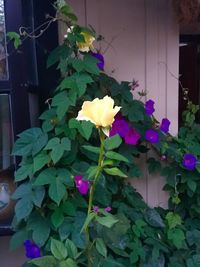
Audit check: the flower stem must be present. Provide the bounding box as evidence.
[87,128,105,215]
[85,128,105,267]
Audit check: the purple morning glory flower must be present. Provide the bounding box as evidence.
[160,118,170,133]
[145,99,155,116]
[24,240,41,259]
[105,206,112,212]
[74,175,83,181]
[74,175,90,195]
[161,155,167,161]
[91,52,105,70]
[145,129,159,144]
[93,206,99,213]
[110,117,129,138]
[182,153,198,171]
[124,128,140,145]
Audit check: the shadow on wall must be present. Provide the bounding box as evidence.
[0,236,25,267]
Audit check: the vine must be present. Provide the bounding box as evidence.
[9,1,200,267]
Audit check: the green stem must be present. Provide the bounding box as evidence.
[87,129,105,215]
[85,128,105,267]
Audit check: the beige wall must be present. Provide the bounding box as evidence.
[64,0,179,207]
[1,1,179,266]
[0,236,25,267]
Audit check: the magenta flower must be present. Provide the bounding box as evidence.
[145,100,155,116]
[124,128,140,145]
[161,155,167,161]
[24,240,41,259]
[182,153,197,171]
[160,118,170,133]
[74,175,90,195]
[93,206,99,213]
[110,116,129,138]
[91,52,105,70]
[105,206,112,212]
[145,129,159,144]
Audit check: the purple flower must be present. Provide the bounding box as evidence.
[160,118,170,133]
[91,52,105,70]
[24,240,41,259]
[110,117,129,138]
[93,206,99,213]
[182,153,197,171]
[145,99,155,116]
[145,129,159,144]
[105,206,112,212]
[124,128,140,145]
[161,155,167,161]
[74,175,83,182]
[74,175,90,195]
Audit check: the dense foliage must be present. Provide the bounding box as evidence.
[10,1,200,267]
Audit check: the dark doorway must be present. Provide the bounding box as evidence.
[179,35,200,126]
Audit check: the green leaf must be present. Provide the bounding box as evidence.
[47,44,70,68]
[15,196,33,220]
[15,162,33,182]
[187,180,197,193]
[34,168,67,205]
[51,208,64,228]
[187,255,200,267]
[7,32,22,49]
[61,137,71,151]
[29,256,56,267]
[69,119,94,140]
[32,186,45,207]
[52,91,70,120]
[33,151,50,172]
[104,135,122,150]
[50,145,65,164]
[96,238,107,258]
[80,121,94,140]
[144,208,165,228]
[65,239,78,259]
[186,230,200,247]
[45,137,60,150]
[83,54,100,75]
[166,212,182,229]
[45,137,70,164]
[61,258,78,267]
[96,214,118,228]
[51,238,68,260]
[128,101,144,122]
[104,167,127,178]
[82,145,100,154]
[105,151,129,163]
[167,228,185,249]
[49,179,67,205]
[59,219,73,241]
[60,73,93,97]
[12,128,48,156]
[28,213,50,246]
[34,168,56,186]
[62,201,77,216]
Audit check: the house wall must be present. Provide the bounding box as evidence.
[62,0,179,207]
[0,1,179,266]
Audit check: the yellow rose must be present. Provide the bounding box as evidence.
[76,96,121,127]
[77,32,95,52]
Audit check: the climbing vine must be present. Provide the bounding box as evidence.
[9,1,200,267]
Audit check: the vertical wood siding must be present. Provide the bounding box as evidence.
[64,0,179,207]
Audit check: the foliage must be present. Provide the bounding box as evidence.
[10,1,200,267]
